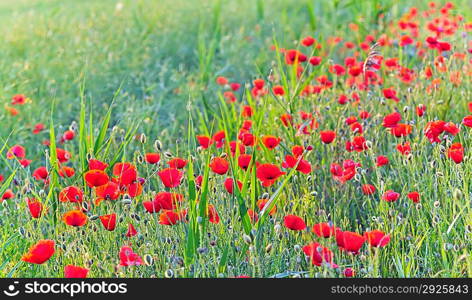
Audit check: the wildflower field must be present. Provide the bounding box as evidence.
[0,0,471,279]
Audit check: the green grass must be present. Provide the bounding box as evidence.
[0,0,470,278]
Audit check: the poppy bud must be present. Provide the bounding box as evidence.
[139,134,147,144]
[164,151,173,158]
[243,234,252,244]
[154,140,162,152]
[144,254,154,266]
[165,269,174,278]
[137,155,144,164]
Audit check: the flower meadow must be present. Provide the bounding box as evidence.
[0,0,471,279]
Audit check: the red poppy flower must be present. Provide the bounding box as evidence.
[230,82,240,91]
[238,154,252,170]
[396,142,411,155]
[207,204,220,224]
[247,209,258,223]
[302,242,334,266]
[383,88,399,102]
[256,199,276,216]
[283,215,306,231]
[309,56,322,66]
[95,181,120,201]
[6,145,25,159]
[407,191,420,203]
[285,49,307,65]
[212,130,225,148]
[241,105,253,118]
[158,168,183,188]
[156,192,183,210]
[33,123,45,134]
[12,94,27,105]
[209,157,229,175]
[301,36,315,47]
[88,159,108,170]
[224,178,242,194]
[382,112,401,128]
[280,114,293,127]
[337,230,365,253]
[343,268,355,277]
[364,230,390,247]
[64,265,89,278]
[145,153,160,164]
[32,166,49,181]
[229,141,246,156]
[239,132,255,146]
[196,135,212,149]
[22,240,55,264]
[126,223,138,237]
[63,210,88,227]
[59,186,83,203]
[84,170,109,187]
[261,135,281,150]
[463,115,472,127]
[256,163,286,187]
[27,198,43,218]
[119,246,143,266]
[362,184,376,195]
[447,143,463,164]
[390,123,412,137]
[376,155,389,167]
[59,166,75,178]
[216,76,228,86]
[127,181,143,198]
[281,155,311,174]
[19,159,32,167]
[320,130,336,144]
[56,148,71,163]
[382,190,400,202]
[329,64,346,76]
[424,120,446,143]
[63,130,75,141]
[443,122,460,136]
[272,85,285,96]
[168,158,188,169]
[99,214,117,231]
[112,162,137,185]
[312,222,336,238]
[1,189,14,201]
[159,210,180,225]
